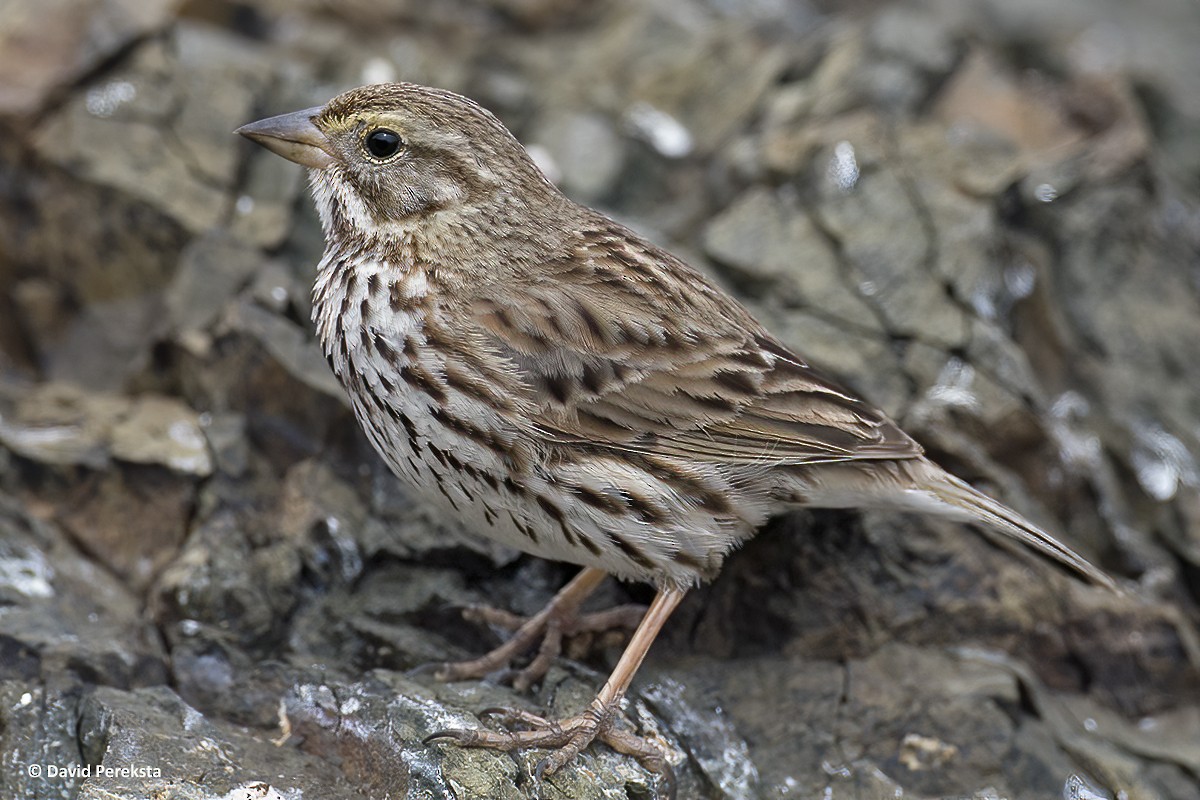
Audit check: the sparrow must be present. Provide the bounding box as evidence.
[236,82,1114,782]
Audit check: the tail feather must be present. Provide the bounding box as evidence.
[926,471,1117,592]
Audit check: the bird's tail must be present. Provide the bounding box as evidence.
[923,468,1117,592]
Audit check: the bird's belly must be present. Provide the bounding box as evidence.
[345,377,749,586]
[350,390,592,556]
[324,300,752,586]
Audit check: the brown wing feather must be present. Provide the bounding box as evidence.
[466,217,922,467]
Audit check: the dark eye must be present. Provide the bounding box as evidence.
[365,128,402,159]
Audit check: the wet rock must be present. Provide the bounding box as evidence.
[1022,171,1200,576]
[0,493,167,692]
[0,0,181,120]
[888,123,1024,320]
[806,28,872,121]
[0,682,87,800]
[220,298,344,402]
[758,82,820,177]
[154,507,301,650]
[809,116,972,349]
[933,48,1086,160]
[47,296,168,391]
[228,144,309,249]
[0,383,121,469]
[282,669,673,799]
[902,340,1036,447]
[247,260,311,319]
[668,512,1200,798]
[200,412,250,477]
[648,653,845,800]
[109,395,213,476]
[703,184,883,331]
[531,110,625,202]
[0,169,190,388]
[640,678,758,799]
[292,563,477,668]
[0,382,211,478]
[32,26,273,236]
[2,2,1199,799]
[0,391,210,611]
[59,465,195,591]
[275,459,367,585]
[843,645,1027,795]
[861,7,961,113]
[867,4,959,78]
[166,232,266,338]
[357,490,523,568]
[77,684,366,799]
[549,3,789,155]
[7,279,69,372]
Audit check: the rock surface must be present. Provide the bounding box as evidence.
[1,1,1199,799]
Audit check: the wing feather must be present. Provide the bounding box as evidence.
[462,217,922,467]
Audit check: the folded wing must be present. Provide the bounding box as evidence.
[466,220,922,468]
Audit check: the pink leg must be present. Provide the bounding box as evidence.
[425,585,687,778]
[425,567,646,690]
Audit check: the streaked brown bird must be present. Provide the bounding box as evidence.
[237,83,1114,779]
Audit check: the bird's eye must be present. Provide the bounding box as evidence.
[364,128,402,159]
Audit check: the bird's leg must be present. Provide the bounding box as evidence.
[521,603,649,688]
[428,567,644,690]
[426,586,686,779]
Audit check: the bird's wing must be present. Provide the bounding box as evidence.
[463,220,922,467]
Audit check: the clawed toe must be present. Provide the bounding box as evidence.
[426,702,675,795]
[425,703,611,775]
[422,728,465,746]
[479,706,547,726]
[461,603,527,631]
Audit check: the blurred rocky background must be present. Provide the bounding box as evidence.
[2,0,1199,798]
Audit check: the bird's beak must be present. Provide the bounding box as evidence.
[236,107,335,169]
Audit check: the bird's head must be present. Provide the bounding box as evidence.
[237,83,558,240]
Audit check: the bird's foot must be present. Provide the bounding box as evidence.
[425,698,671,784]
[423,584,687,797]
[425,601,645,691]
